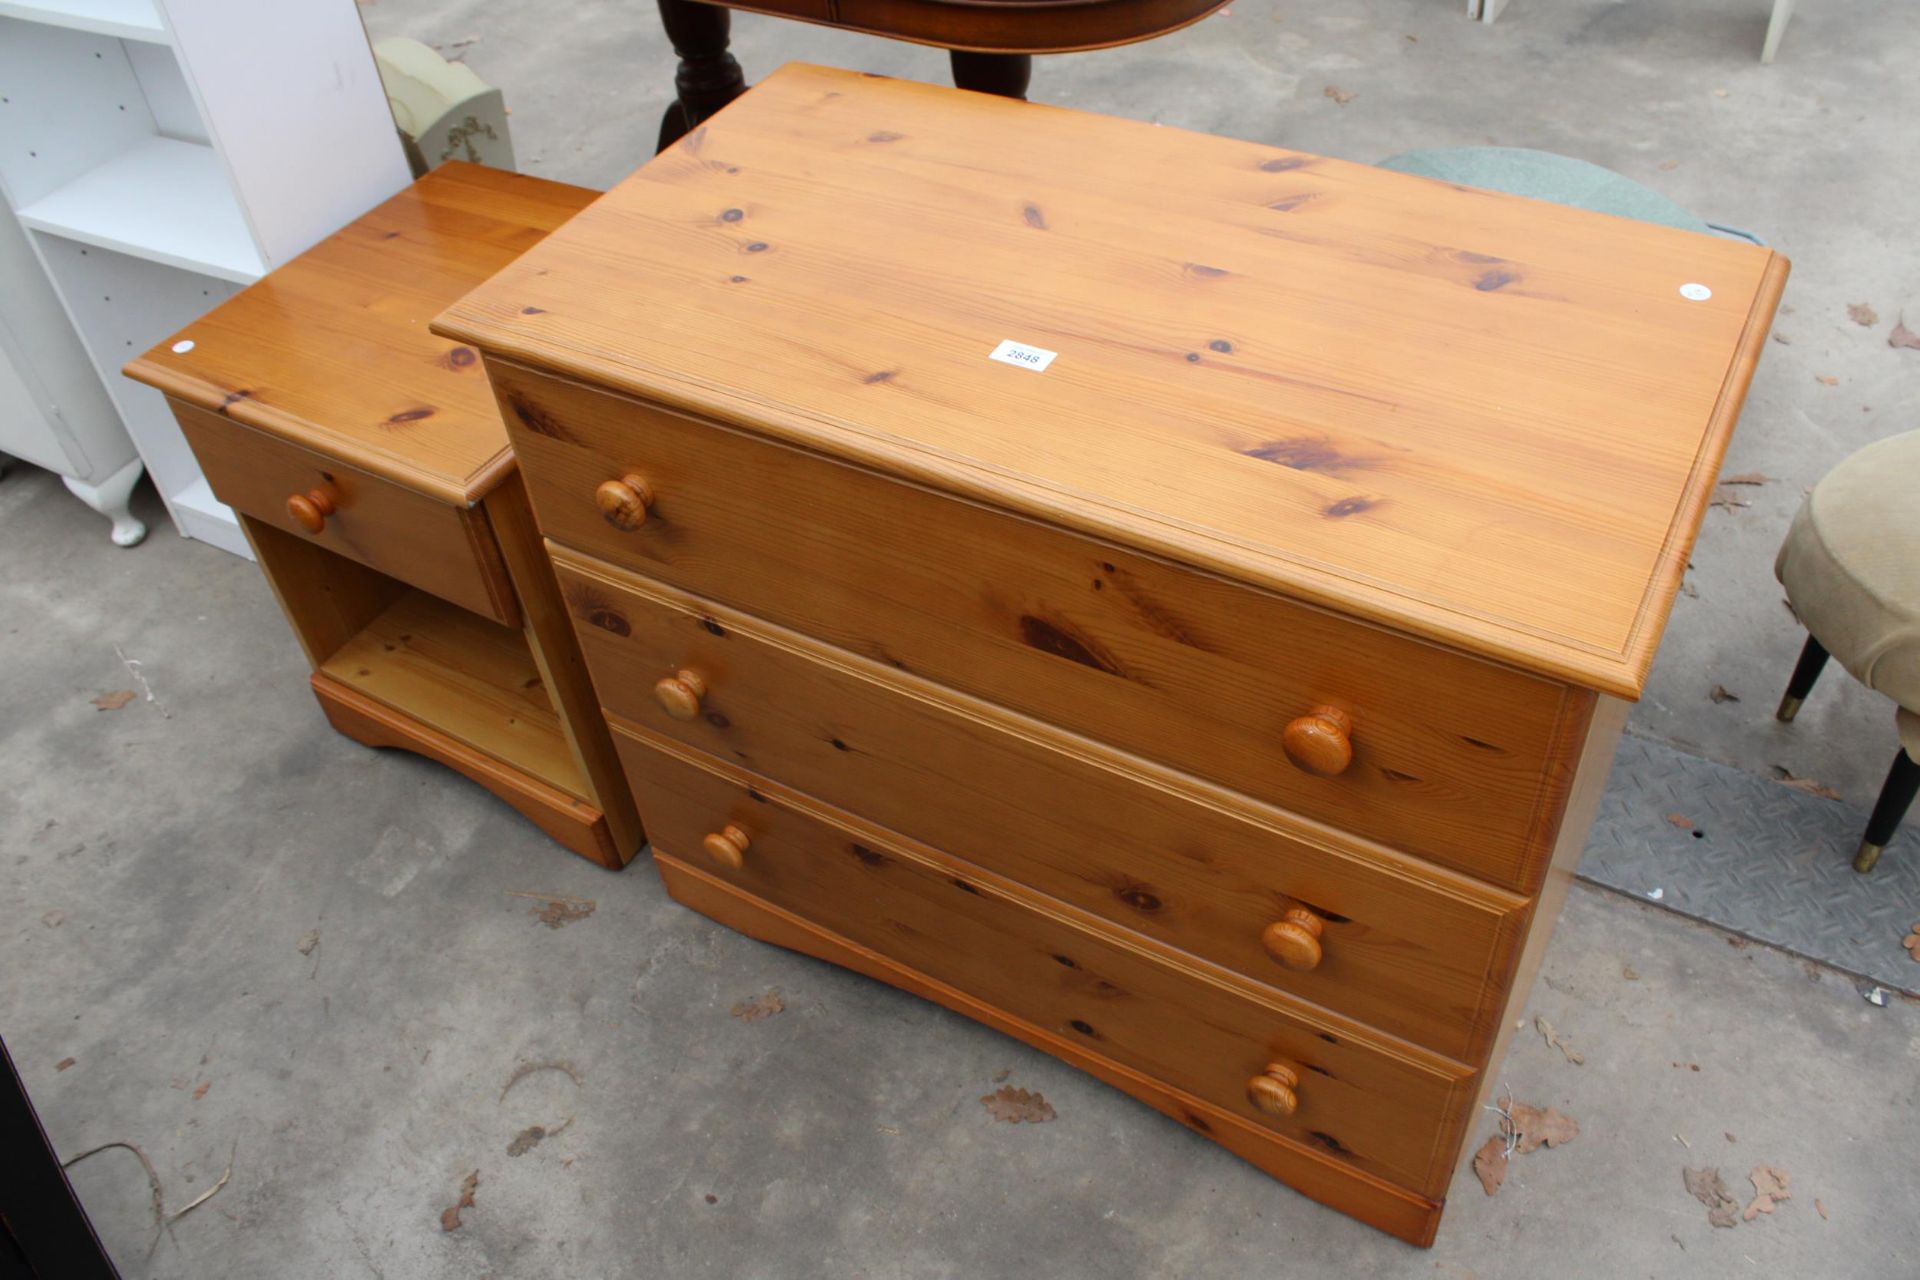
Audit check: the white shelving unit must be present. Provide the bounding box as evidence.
[0,0,412,557]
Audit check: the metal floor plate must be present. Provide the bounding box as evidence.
[1578,734,1920,995]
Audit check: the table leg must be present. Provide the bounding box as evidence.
[656,0,748,152]
[949,50,1032,100]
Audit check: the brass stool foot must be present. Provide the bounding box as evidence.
[1853,841,1884,874]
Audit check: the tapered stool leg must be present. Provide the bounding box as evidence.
[1855,747,1920,872]
[1776,633,1830,722]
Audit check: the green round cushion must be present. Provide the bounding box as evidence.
[1376,146,1710,234]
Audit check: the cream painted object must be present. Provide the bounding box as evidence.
[0,0,412,559]
[374,37,515,175]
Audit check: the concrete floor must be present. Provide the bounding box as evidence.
[6,0,1920,1274]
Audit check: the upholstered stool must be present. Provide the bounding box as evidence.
[1774,430,1920,871]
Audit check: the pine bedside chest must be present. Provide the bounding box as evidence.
[125,163,642,869]
[436,66,1788,1243]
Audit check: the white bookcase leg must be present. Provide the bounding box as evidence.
[61,456,147,547]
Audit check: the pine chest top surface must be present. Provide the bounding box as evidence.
[435,63,1787,695]
[128,163,598,506]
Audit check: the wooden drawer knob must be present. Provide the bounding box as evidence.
[1246,1062,1301,1117]
[653,669,708,721]
[1260,906,1326,971]
[702,823,750,871]
[1282,705,1353,777]
[286,489,335,534]
[595,474,653,531]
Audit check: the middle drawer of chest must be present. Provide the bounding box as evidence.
[493,359,1587,894]
[554,547,1528,1065]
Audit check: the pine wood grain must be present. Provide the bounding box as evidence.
[485,473,644,860]
[316,674,619,867]
[436,62,1788,697]
[657,852,1443,1245]
[173,398,518,625]
[496,360,1586,885]
[556,548,1530,1060]
[620,730,1478,1199]
[128,163,600,506]
[319,588,586,799]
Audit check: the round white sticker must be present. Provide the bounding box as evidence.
[171,339,195,353]
[1679,283,1712,302]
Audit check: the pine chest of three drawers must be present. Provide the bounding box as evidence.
[436,64,1787,1244]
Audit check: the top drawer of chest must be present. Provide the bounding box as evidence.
[493,358,1592,891]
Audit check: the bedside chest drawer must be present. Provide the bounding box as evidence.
[496,359,1590,891]
[174,400,518,626]
[557,547,1528,1062]
[623,730,1477,1199]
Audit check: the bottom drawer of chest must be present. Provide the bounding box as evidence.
[619,726,1477,1200]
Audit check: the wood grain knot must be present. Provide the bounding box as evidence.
[585,608,630,636]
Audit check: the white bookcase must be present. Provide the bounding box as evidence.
[0,0,412,557]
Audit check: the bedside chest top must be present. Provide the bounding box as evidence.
[434,63,1788,696]
[128,163,599,507]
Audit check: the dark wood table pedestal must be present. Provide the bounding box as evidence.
[654,0,1215,151]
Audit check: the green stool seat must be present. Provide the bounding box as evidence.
[1376,146,1712,235]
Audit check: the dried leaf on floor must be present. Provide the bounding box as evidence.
[440,1169,479,1232]
[1848,303,1879,327]
[1771,766,1843,801]
[1816,375,1839,386]
[1891,317,1920,351]
[1504,1102,1578,1153]
[1816,1198,1828,1220]
[506,1116,573,1157]
[730,991,785,1022]
[41,909,65,928]
[1685,1166,1742,1229]
[1744,1164,1792,1220]
[167,1141,235,1225]
[56,1057,75,1071]
[530,898,595,929]
[1323,85,1356,105]
[1709,685,1741,703]
[192,1081,210,1101]
[92,690,136,711]
[992,1067,1011,1083]
[296,930,321,956]
[980,1085,1056,1124]
[1902,925,1920,961]
[1666,813,1694,829]
[1772,331,1793,344]
[1622,965,1640,981]
[1709,496,1749,511]
[1535,1017,1585,1065]
[1720,473,1771,486]
[1472,1135,1509,1195]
